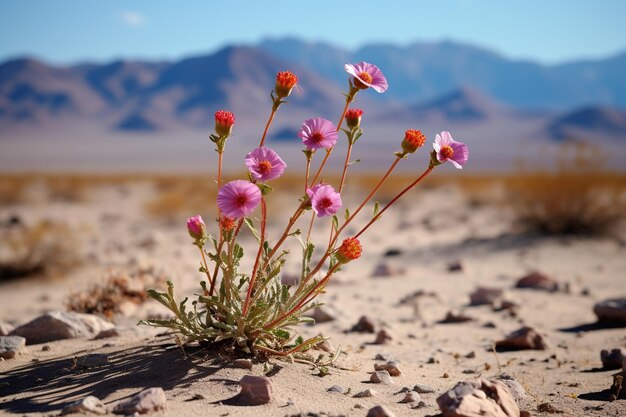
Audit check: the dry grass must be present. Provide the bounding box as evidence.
[0,219,82,280]
[67,266,167,320]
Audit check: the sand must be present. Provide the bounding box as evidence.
[0,181,625,416]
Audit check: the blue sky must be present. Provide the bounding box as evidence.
[1,0,625,65]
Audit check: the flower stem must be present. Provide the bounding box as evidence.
[198,246,213,288]
[259,107,277,148]
[208,237,224,297]
[354,167,433,239]
[306,211,316,242]
[338,141,354,193]
[243,198,266,316]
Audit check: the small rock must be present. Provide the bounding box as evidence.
[497,373,528,402]
[465,351,476,359]
[0,322,15,336]
[351,316,376,333]
[366,405,396,417]
[372,262,405,277]
[370,370,394,385]
[374,329,393,345]
[414,400,427,408]
[427,356,441,364]
[112,387,166,415]
[0,336,26,359]
[375,352,394,361]
[374,361,402,376]
[77,353,109,368]
[400,391,420,403]
[305,306,337,323]
[469,287,504,306]
[437,378,519,417]
[384,248,403,257]
[537,402,563,414]
[495,327,547,351]
[440,311,474,324]
[515,271,559,292]
[232,358,253,370]
[447,260,465,272]
[313,338,335,353]
[327,385,344,393]
[233,375,275,405]
[593,298,626,324]
[600,348,625,370]
[94,328,120,340]
[42,345,51,351]
[354,388,377,398]
[61,396,106,415]
[483,321,497,328]
[10,311,115,345]
[520,411,531,417]
[413,384,436,394]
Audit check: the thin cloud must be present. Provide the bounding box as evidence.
[121,11,146,27]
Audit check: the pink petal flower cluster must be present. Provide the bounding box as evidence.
[306,184,342,217]
[186,215,206,240]
[245,147,287,182]
[344,62,388,93]
[298,117,338,150]
[217,180,262,218]
[434,131,469,169]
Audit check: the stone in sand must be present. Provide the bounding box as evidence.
[10,311,115,345]
[327,385,344,393]
[366,405,396,417]
[313,337,335,353]
[470,287,504,306]
[372,262,405,277]
[61,396,106,415]
[351,315,376,333]
[354,388,377,398]
[371,370,394,385]
[374,361,402,376]
[305,306,337,323]
[94,328,119,340]
[515,272,558,292]
[600,348,625,370]
[374,329,393,345]
[440,311,474,323]
[0,322,15,336]
[496,374,527,402]
[437,378,520,417]
[593,298,626,324]
[448,260,465,272]
[0,336,26,359]
[232,358,253,370]
[414,383,436,394]
[400,391,420,403]
[77,353,109,368]
[495,327,547,351]
[233,375,275,405]
[112,387,166,414]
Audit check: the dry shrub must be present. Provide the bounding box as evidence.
[0,219,82,280]
[67,267,167,319]
[509,143,626,236]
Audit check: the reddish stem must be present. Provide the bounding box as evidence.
[259,108,277,148]
[243,198,266,315]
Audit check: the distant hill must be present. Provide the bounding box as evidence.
[548,106,626,140]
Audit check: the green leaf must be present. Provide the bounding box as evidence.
[243,217,261,242]
[331,215,339,230]
[347,159,361,166]
[344,208,350,221]
[373,201,380,218]
[257,183,272,196]
[274,328,290,340]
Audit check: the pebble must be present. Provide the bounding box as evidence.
[375,352,394,361]
[437,378,519,417]
[469,287,504,306]
[515,271,559,292]
[354,388,377,398]
[233,375,275,405]
[313,338,335,353]
[366,405,396,417]
[112,387,166,415]
[370,370,394,385]
[351,316,376,333]
[372,262,405,277]
[327,385,344,393]
[94,328,120,340]
[495,327,548,351]
[537,402,563,414]
[0,336,26,359]
[413,384,436,394]
[427,356,441,364]
[600,348,625,370]
[440,311,474,323]
[374,360,402,376]
[373,329,393,345]
[593,298,626,324]
[447,260,465,272]
[384,248,403,257]
[232,358,253,370]
[465,351,476,358]
[77,353,109,368]
[0,322,15,336]
[61,396,106,415]
[10,311,115,345]
[399,391,420,403]
[497,373,528,402]
[305,306,337,323]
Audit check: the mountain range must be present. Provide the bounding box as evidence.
[0,38,625,171]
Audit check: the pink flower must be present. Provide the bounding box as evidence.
[306,184,342,217]
[298,117,338,150]
[186,215,206,241]
[217,180,262,218]
[344,62,388,93]
[245,147,287,182]
[433,131,469,169]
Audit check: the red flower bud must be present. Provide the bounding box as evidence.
[401,129,426,154]
[336,237,362,264]
[275,71,298,99]
[214,110,235,137]
[345,108,363,130]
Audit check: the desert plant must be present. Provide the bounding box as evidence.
[509,142,626,236]
[141,63,469,357]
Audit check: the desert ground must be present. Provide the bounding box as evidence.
[0,174,625,417]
